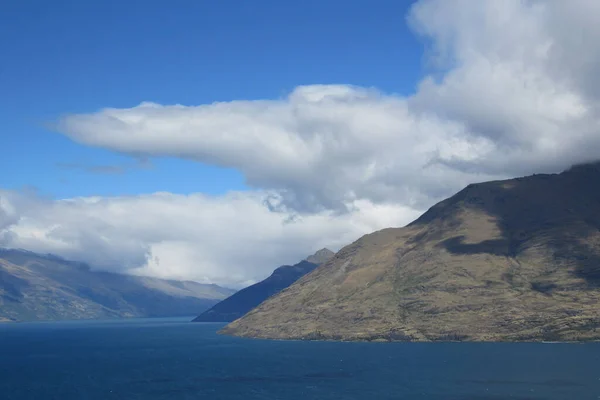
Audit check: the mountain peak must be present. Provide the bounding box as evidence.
[305,248,334,265]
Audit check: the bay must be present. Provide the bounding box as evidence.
[0,317,598,399]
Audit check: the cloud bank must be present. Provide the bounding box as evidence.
[0,190,418,287]
[3,0,600,286]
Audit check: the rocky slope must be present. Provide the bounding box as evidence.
[221,164,600,342]
[0,249,235,322]
[193,249,334,322]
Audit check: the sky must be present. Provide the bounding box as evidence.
[2,0,600,288]
[1,0,420,198]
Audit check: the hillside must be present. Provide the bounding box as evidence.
[193,249,334,322]
[221,163,600,342]
[0,249,235,322]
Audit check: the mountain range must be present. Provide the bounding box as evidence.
[193,248,334,322]
[221,163,600,342]
[0,249,235,322]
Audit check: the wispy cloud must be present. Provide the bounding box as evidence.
[57,163,126,175]
[56,158,153,175]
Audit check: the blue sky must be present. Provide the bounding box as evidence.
[1,0,422,199]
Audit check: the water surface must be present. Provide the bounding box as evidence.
[0,317,598,399]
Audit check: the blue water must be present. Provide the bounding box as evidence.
[0,318,598,399]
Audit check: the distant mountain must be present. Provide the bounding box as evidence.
[0,249,235,322]
[192,248,334,323]
[222,164,600,342]
[305,248,335,264]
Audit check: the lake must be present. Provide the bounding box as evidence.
[0,317,598,399]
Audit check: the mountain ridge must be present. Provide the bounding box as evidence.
[193,249,334,323]
[221,164,600,342]
[0,248,235,322]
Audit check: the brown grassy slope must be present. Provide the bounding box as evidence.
[221,164,600,341]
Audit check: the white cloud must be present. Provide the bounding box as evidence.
[56,1,600,211]
[5,0,600,286]
[408,0,600,176]
[57,85,504,213]
[0,190,420,287]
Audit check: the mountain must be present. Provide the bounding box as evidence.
[305,248,336,265]
[192,249,334,322]
[221,164,600,342]
[0,249,235,322]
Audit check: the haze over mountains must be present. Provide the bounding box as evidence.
[0,249,235,322]
[193,248,334,322]
[222,163,600,342]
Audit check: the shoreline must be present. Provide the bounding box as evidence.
[219,331,599,344]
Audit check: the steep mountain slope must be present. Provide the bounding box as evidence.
[193,249,334,322]
[0,249,235,322]
[221,164,600,342]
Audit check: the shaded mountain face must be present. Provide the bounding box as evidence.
[0,249,235,322]
[193,249,334,323]
[221,164,600,342]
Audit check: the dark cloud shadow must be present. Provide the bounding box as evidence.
[417,162,600,287]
